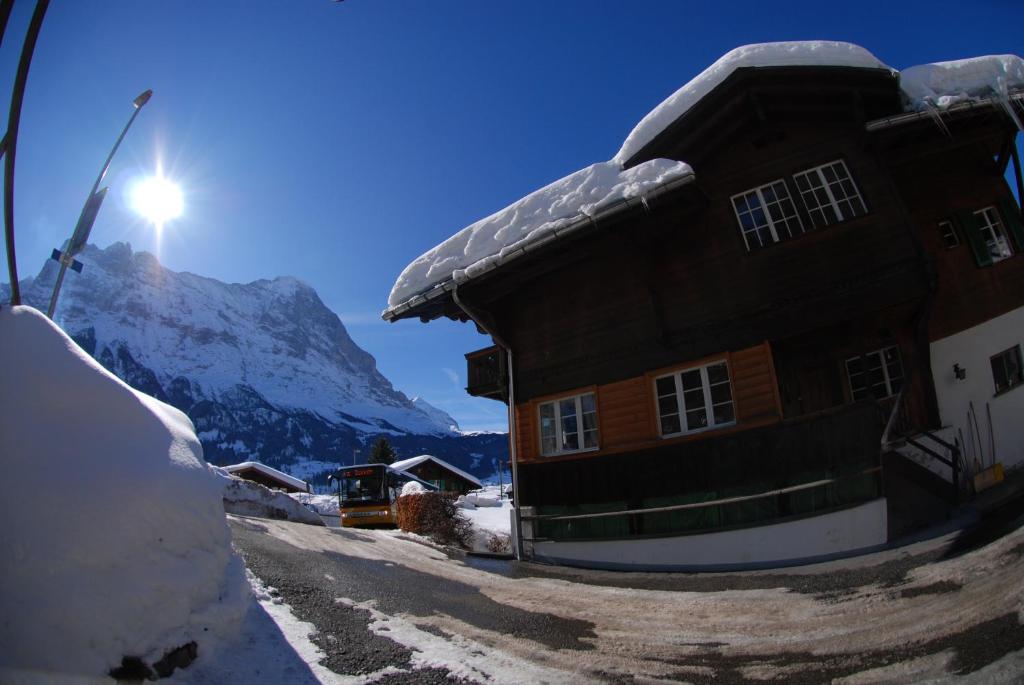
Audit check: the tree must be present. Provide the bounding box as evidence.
[369,437,396,465]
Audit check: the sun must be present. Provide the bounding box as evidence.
[130,174,184,226]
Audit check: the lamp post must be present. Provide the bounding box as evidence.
[46,89,152,319]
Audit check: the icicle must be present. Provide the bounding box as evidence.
[923,101,953,139]
[998,94,1024,132]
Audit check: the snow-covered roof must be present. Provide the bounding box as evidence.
[390,455,483,489]
[384,42,1024,320]
[222,460,309,492]
[385,159,693,316]
[615,41,892,167]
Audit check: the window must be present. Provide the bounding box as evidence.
[793,160,867,229]
[991,346,1024,394]
[938,220,960,249]
[731,180,805,251]
[655,361,735,437]
[973,206,1013,263]
[845,346,904,401]
[539,392,598,456]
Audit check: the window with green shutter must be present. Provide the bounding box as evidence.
[955,205,1016,267]
[998,197,1024,252]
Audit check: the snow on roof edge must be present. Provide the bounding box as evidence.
[614,41,893,166]
[384,162,695,318]
[222,461,309,491]
[390,454,483,488]
[385,44,1024,321]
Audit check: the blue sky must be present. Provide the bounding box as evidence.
[1,1,1021,431]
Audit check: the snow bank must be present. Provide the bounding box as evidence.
[459,486,513,554]
[386,158,692,309]
[900,54,1024,110]
[214,470,325,526]
[0,306,249,681]
[615,41,891,166]
[287,492,340,517]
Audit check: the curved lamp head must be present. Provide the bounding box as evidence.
[133,89,153,109]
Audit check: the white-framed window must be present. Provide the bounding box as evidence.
[973,206,1013,263]
[991,345,1024,394]
[655,361,735,437]
[731,179,805,251]
[792,159,867,229]
[938,220,960,249]
[845,346,904,401]
[539,392,598,456]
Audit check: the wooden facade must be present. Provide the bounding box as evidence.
[400,63,1024,545]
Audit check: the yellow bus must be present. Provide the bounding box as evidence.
[331,463,437,528]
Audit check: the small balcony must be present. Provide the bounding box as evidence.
[466,346,508,402]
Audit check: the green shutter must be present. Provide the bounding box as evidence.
[998,197,1024,253]
[955,209,992,267]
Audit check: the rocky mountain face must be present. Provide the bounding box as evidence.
[7,243,508,488]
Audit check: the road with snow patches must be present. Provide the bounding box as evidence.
[225,502,1024,685]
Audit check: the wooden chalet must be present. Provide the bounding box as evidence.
[390,455,483,494]
[221,461,311,494]
[384,43,1024,570]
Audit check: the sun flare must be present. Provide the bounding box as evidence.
[130,174,184,226]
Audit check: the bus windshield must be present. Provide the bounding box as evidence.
[338,466,386,504]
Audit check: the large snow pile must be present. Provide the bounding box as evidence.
[386,158,692,309]
[214,470,325,526]
[0,306,249,681]
[615,41,891,166]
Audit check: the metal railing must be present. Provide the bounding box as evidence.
[879,389,962,503]
[520,467,883,542]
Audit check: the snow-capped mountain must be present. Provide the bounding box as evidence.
[6,243,508,486]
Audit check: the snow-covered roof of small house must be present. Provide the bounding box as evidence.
[384,42,1024,321]
[222,461,309,492]
[390,455,483,489]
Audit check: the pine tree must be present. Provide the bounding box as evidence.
[369,437,396,465]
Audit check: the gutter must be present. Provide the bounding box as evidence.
[450,286,525,561]
[865,92,1024,132]
[382,171,697,322]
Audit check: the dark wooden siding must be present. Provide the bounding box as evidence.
[488,122,928,403]
[518,401,882,509]
[878,125,1024,341]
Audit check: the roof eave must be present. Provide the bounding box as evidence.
[382,171,697,323]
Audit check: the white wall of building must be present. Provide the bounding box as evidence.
[524,499,888,571]
[930,305,1024,475]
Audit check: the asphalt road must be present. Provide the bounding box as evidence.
[228,502,1024,684]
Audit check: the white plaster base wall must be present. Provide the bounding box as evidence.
[526,499,888,571]
[930,305,1024,474]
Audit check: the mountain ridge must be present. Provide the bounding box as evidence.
[4,243,507,487]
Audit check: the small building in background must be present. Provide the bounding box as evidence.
[391,455,483,494]
[221,461,310,493]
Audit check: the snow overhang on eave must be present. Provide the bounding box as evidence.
[621,64,899,170]
[381,171,697,323]
[864,91,1024,132]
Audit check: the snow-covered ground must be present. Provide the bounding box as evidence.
[0,306,249,682]
[456,485,513,554]
[214,469,326,526]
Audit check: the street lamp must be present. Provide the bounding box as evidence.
[46,89,153,319]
